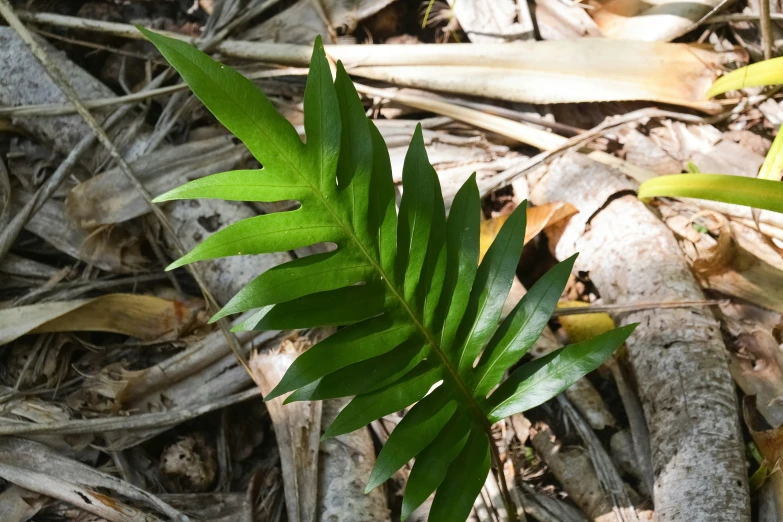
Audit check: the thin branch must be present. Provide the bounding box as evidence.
[0,67,307,118]
[708,12,783,23]
[760,0,774,60]
[487,433,519,522]
[0,388,261,436]
[552,299,725,317]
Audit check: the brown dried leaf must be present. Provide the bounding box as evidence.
[0,294,203,346]
[479,201,578,261]
[688,217,783,314]
[744,396,783,520]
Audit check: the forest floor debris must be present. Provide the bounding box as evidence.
[3,0,783,521]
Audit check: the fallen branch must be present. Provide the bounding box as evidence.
[529,152,750,522]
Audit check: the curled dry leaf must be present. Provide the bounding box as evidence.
[241,0,396,43]
[160,434,217,492]
[723,309,783,428]
[249,334,322,522]
[479,200,578,261]
[682,214,783,314]
[0,294,203,346]
[590,0,724,42]
[12,192,145,273]
[447,0,534,43]
[249,332,389,522]
[744,396,783,522]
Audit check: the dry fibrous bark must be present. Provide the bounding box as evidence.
[318,398,391,522]
[0,437,187,522]
[250,334,391,522]
[528,153,750,522]
[530,423,617,522]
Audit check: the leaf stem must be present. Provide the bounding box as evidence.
[487,431,519,522]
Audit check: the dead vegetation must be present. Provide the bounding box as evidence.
[3,0,783,521]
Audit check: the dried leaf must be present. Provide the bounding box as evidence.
[591,0,724,42]
[688,218,783,314]
[12,192,146,273]
[447,0,534,43]
[0,294,202,346]
[557,301,616,344]
[479,201,578,261]
[727,320,783,428]
[242,0,396,43]
[66,136,245,228]
[340,40,734,111]
[744,396,783,521]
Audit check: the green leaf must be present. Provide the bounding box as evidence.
[397,125,436,303]
[401,412,471,521]
[707,56,783,98]
[152,169,308,203]
[472,254,576,397]
[137,26,304,177]
[428,428,491,522]
[366,386,457,492]
[368,120,398,277]
[437,174,480,350]
[254,283,386,329]
[265,315,416,400]
[166,209,345,270]
[453,201,528,375]
[638,174,783,214]
[211,249,373,323]
[322,361,443,439]
[487,324,637,421]
[759,128,783,181]
[142,27,637,521]
[286,340,429,403]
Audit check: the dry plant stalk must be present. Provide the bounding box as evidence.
[17,11,733,110]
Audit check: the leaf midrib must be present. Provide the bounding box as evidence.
[170,42,491,430]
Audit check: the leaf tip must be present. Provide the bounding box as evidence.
[622,322,640,334]
[164,258,186,271]
[412,122,424,143]
[363,471,383,494]
[263,387,284,402]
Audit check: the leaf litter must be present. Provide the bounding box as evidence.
[1,0,783,521]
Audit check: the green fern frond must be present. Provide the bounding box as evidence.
[141,27,636,522]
